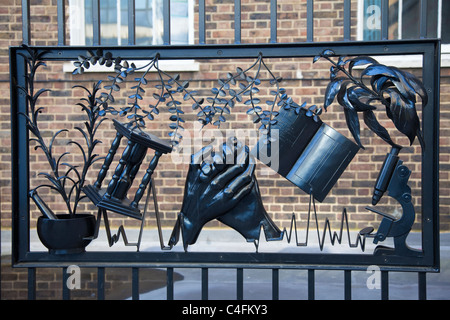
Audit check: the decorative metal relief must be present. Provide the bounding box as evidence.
[16,44,430,261]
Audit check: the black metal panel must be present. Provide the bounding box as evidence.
[9,40,440,273]
[10,0,441,301]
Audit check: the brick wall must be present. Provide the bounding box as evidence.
[0,0,448,250]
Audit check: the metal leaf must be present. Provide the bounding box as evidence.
[346,87,377,111]
[363,110,396,147]
[384,88,420,145]
[361,64,399,82]
[392,67,428,107]
[343,107,363,149]
[348,56,378,75]
[370,75,393,94]
[323,78,346,109]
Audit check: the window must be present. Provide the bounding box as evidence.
[358,0,448,43]
[66,0,199,72]
[357,0,449,67]
[69,0,194,46]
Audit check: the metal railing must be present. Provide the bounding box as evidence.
[10,0,441,300]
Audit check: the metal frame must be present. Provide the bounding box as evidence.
[10,39,440,272]
[10,0,442,300]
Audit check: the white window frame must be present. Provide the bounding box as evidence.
[65,0,199,73]
[356,0,450,68]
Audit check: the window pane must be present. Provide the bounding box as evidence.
[136,0,154,45]
[171,0,190,44]
[361,0,440,41]
[361,0,398,40]
[402,0,438,39]
[363,0,382,41]
[83,0,190,46]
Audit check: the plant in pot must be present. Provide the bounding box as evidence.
[19,46,106,254]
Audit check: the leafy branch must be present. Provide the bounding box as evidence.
[203,53,322,144]
[74,51,207,147]
[315,49,427,150]
[19,45,106,217]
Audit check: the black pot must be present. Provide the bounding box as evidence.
[37,214,96,255]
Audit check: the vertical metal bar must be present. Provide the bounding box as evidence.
[97,267,105,300]
[234,0,241,44]
[62,267,70,300]
[307,0,314,42]
[381,271,389,300]
[28,268,36,300]
[57,0,66,46]
[381,0,389,40]
[21,0,31,45]
[344,270,352,300]
[308,269,315,300]
[167,267,174,300]
[201,268,208,300]
[420,0,428,38]
[92,0,101,45]
[272,269,279,300]
[128,0,136,45]
[163,0,171,45]
[421,38,441,273]
[132,267,139,300]
[236,268,244,300]
[10,50,30,266]
[199,0,206,44]
[418,272,427,300]
[343,0,351,41]
[270,0,277,43]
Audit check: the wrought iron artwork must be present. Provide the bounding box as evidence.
[168,137,283,252]
[9,1,441,300]
[19,46,106,219]
[315,49,427,150]
[17,44,429,258]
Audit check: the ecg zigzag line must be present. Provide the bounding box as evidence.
[282,193,369,252]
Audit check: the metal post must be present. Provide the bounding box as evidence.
[167,267,174,300]
[21,0,30,45]
[420,0,428,38]
[236,268,244,300]
[270,0,277,43]
[28,268,36,300]
[92,0,101,45]
[132,267,139,300]
[308,269,315,300]
[419,272,427,300]
[381,271,389,300]
[234,0,241,44]
[381,0,389,40]
[57,0,66,46]
[202,268,209,300]
[344,270,352,300]
[62,267,70,300]
[307,0,314,42]
[199,0,206,44]
[272,268,279,300]
[128,0,136,45]
[163,0,171,45]
[343,0,351,41]
[97,267,105,300]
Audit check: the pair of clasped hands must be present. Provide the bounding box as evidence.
[169,137,283,251]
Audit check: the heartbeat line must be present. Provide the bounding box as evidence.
[283,193,370,251]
